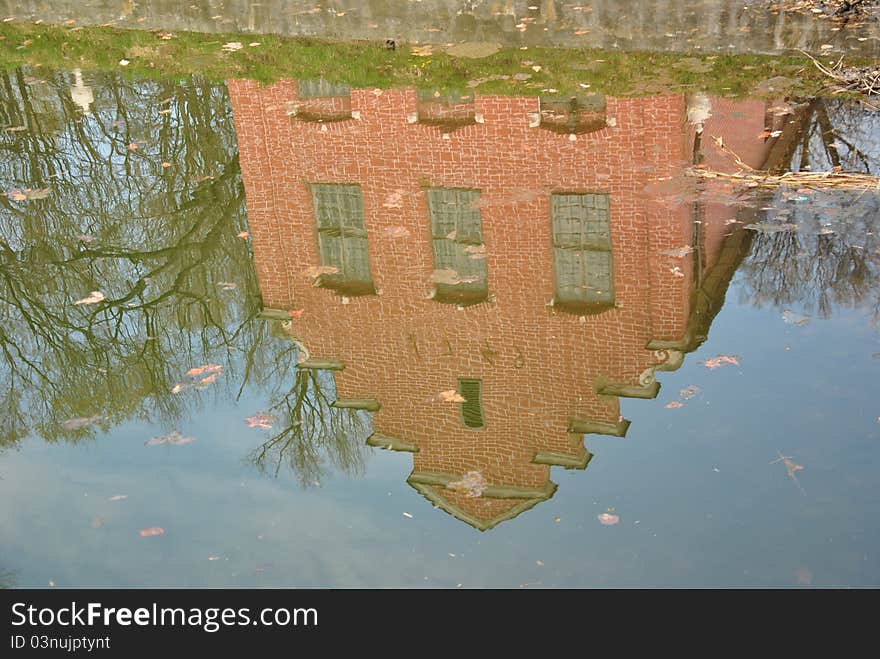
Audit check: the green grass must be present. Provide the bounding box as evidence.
[0,20,869,97]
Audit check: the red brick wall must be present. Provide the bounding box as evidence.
[229,80,758,525]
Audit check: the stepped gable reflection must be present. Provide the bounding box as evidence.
[230,80,790,530]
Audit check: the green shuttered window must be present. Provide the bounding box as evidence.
[427,188,488,304]
[458,379,484,429]
[311,184,374,295]
[551,193,614,312]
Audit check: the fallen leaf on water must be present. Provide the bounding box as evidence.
[402,512,413,518]
[659,246,694,258]
[301,265,340,279]
[139,527,164,537]
[793,567,813,585]
[6,187,50,201]
[196,372,220,387]
[108,495,128,501]
[770,450,806,495]
[680,385,701,400]
[382,191,404,208]
[428,390,466,403]
[161,162,171,168]
[145,431,196,447]
[703,354,740,369]
[746,222,797,234]
[237,231,249,240]
[782,310,810,326]
[244,412,276,429]
[597,513,620,526]
[186,364,222,377]
[430,269,480,286]
[665,401,684,409]
[170,383,187,394]
[62,415,103,430]
[382,226,410,239]
[3,125,27,132]
[446,471,488,497]
[127,142,138,151]
[73,291,105,306]
[288,308,305,318]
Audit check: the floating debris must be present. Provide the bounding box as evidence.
[382,225,410,238]
[597,513,620,526]
[703,354,740,369]
[427,390,466,403]
[680,385,701,400]
[145,431,196,447]
[61,415,103,430]
[4,187,50,201]
[782,310,810,326]
[382,191,404,209]
[108,495,128,501]
[446,471,488,497]
[195,372,220,389]
[430,269,481,286]
[72,291,105,306]
[186,364,222,378]
[139,527,164,537]
[659,246,694,258]
[746,222,799,234]
[302,265,340,279]
[244,412,276,429]
[665,401,684,409]
[770,450,806,495]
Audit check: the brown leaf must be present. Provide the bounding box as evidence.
[428,390,466,403]
[73,291,105,306]
[139,527,165,537]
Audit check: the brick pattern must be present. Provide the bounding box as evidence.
[229,80,764,526]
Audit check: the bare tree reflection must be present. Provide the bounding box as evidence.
[738,191,880,323]
[246,339,369,487]
[0,66,261,445]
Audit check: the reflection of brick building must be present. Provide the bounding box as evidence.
[229,80,778,530]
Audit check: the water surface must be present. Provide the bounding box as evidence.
[1,64,879,588]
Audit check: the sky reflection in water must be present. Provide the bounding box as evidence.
[0,67,879,587]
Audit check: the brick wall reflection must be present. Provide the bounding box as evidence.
[229,80,773,529]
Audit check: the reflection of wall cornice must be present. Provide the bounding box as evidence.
[407,472,557,532]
